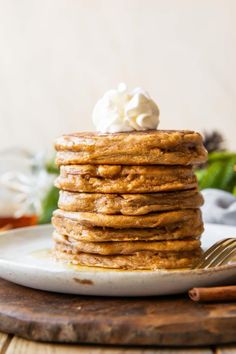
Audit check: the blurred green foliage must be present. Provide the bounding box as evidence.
[39,186,59,224]
[45,158,59,174]
[196,151,236,195]
[39,158,59,224]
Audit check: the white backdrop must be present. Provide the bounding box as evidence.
[0,0,236,151]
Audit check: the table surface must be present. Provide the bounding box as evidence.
[1,333,236,354]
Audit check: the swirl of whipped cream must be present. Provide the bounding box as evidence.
[92,83,160,133]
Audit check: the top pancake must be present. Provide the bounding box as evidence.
[55,130,207,166]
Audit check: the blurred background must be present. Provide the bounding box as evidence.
[0,0,236,150]
[0,0,236,228]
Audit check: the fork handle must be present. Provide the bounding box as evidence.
[189,285,236,302]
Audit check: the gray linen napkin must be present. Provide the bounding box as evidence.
[201,188,236,226]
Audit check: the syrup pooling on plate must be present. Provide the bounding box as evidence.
[30,248,52,259]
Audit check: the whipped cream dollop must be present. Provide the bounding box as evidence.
[92,83,160,133]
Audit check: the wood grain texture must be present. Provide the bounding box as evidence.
[0,334,7,349]
[0,279,236,346]
[0,333,10,354]
[216,346,236,354]
[5,337,214,354]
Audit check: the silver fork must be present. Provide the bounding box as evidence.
[195,237,236,269]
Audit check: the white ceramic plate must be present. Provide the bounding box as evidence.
[0,223,236,296]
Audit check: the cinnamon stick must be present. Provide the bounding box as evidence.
[0,224,12,233]
[188,285,236,302]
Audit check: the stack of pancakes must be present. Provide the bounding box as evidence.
[52,130,207,270]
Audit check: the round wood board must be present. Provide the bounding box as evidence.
[0,278,236,346]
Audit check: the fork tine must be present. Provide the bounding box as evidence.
[200,239,236,268]
[203,238,233,259]
[204,239,236,268]
[215,244,236,267]
[196,238,234,268]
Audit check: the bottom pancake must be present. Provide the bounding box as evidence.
[53,248,201,270]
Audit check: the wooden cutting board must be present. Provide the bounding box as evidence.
[0,278,236,346]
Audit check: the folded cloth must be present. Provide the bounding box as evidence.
[201,188,236,226]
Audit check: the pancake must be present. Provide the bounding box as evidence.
[53,248,201,269]
[55,164,197,193]
[55,130,207,166]
[58,189,204,215]
[53,209,201,229]
[53,232,201,255]
[52,211,203,242]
